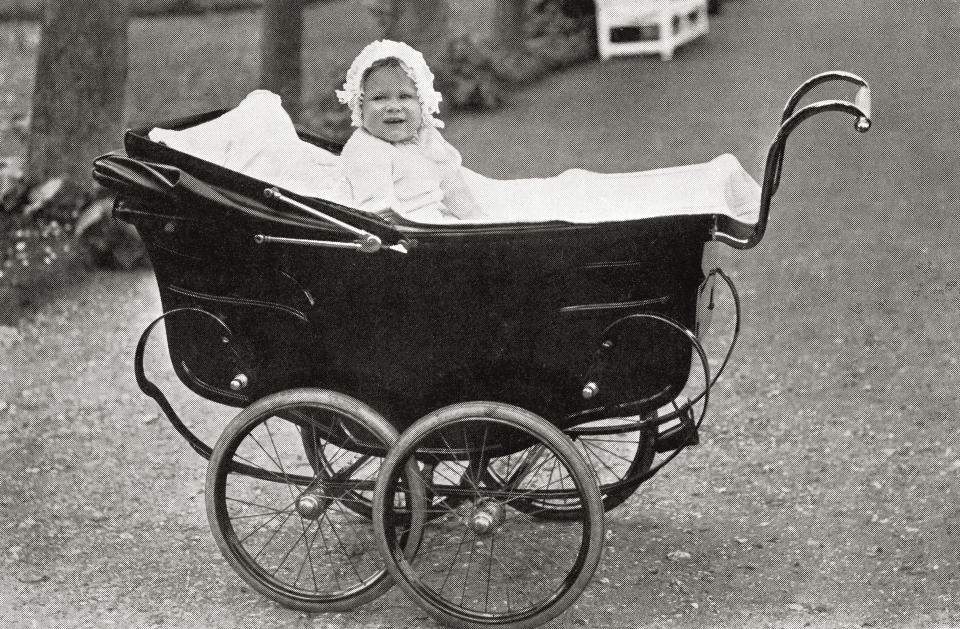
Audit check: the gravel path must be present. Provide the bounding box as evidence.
[3,1,959,627]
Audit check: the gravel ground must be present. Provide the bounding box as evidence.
[3,0,959,627]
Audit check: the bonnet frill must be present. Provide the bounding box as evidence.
[336,39,445,130]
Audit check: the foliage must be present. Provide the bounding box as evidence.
[0,169,81,321]
[527,0,595,38]
[0,158,147,320]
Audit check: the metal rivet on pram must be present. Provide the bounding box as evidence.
[581,381,599,399]
[94,72,872,628]
[228,373,248,391]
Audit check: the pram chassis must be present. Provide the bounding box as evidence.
[95,72,871,628]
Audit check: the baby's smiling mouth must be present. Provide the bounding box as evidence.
[383,117,406,124]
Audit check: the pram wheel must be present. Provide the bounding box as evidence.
[485,416,656,520]
[374,402,604,629]
[205,388,425,612]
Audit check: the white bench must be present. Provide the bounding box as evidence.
[596,0,709,60]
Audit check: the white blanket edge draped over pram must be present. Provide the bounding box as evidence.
[148,91,761,226]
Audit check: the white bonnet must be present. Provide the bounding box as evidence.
[336,39,445,130]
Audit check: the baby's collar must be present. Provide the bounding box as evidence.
[361,125,428,146]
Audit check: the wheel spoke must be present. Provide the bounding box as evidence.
[271,517,315,577]
[320,507,366,584]
[484,528,496,613]
[437,522,472,595]
[431,463,467,489]
[310,518,345,592]
[580,438,639,467]
[226,495,296,514]
[249,508,297,560]
[580,441,623,483]
[504,521,577,573]
[573,436,641,443]
[248,431,284,477]
[301,519,322,592]
[264,420,300,504]
[488,548,539,609]
[231,495,298,545]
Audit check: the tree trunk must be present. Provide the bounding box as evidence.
[259,0,304,122]
[27,0,129,194]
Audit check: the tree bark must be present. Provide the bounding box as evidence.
[259,0,304,121]
[27,0,129,193]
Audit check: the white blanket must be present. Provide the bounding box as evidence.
[149,91,342,198]
[150,91,760,226]
[462,156,760,225]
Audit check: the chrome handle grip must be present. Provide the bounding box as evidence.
[854,84,871,132]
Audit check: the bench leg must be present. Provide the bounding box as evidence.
[659,13,675,59]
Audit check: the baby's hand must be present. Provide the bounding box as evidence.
[444,175,487,220]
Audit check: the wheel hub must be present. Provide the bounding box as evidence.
[296,491,329,520]
[468,499,505,535]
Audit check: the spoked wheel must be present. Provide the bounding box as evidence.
[485,415,656,521]
[206,388,424,612]
[374,402,604,629]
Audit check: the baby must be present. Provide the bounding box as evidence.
[336,40,486,223]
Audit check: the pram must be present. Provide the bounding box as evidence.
[94,72,871,629]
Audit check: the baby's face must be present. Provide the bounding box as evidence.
[360,65,423,143]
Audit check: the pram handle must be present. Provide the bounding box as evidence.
[714,71,872,249]
[780,71,871,131]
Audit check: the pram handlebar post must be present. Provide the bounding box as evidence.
[713,72,871,249]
